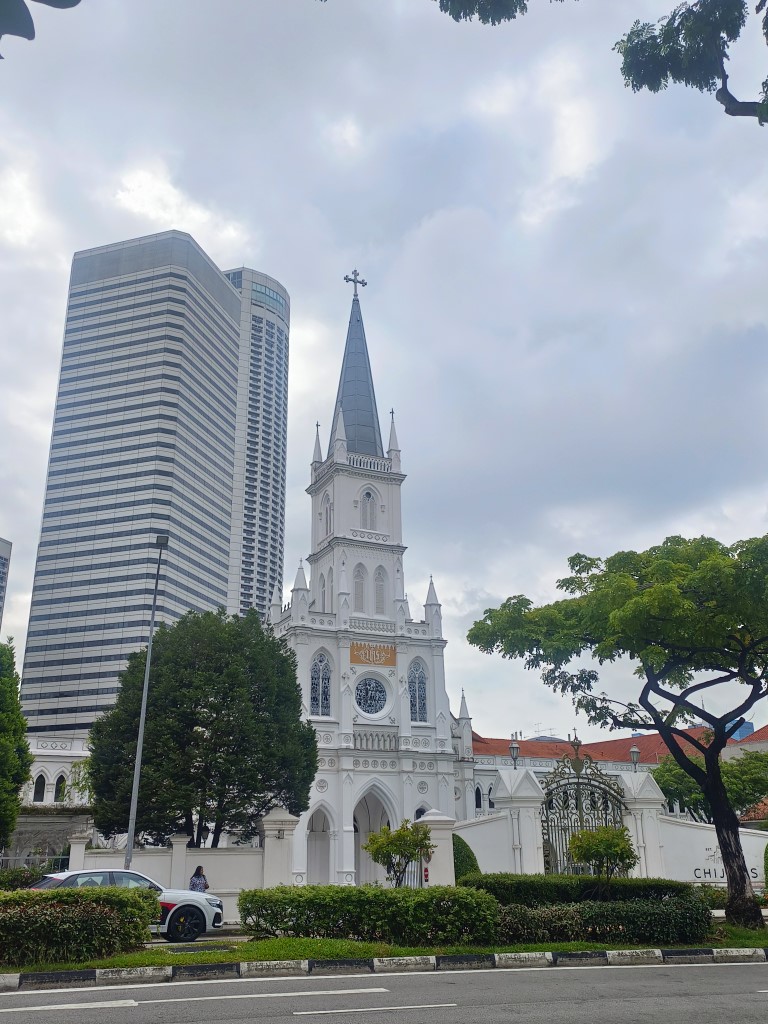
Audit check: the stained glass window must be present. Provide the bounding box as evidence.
[310,652,331,716]
[408,661,428,722]
[355,677,387,715]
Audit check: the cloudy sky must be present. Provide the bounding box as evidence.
[1,0,767,741]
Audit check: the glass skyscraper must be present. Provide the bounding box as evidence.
[0,537,11,634]
[21,231,289,738]
[224,269,289,618]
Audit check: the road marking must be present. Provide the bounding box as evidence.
[140,987,389,1005]
[294,1003,457,1016]
[0,999,138,1013]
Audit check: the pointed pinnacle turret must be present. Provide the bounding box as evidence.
[459,689,470,720]
[387,409,400,454]
[292,559,308,592]
[426,574,439,605]
[312,422,323,465]
[328,279,384,457]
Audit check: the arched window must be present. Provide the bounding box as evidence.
[361,491,376,531]
[408,660,428,722]
[54,775,66,803]
[488,786,495,810]
[33,774,46,803]
[310,652,331,717]
[374,567,386,616]
[414,807,427,821]
[353,564,366,614]
[323,495,332,535]
[327,568,333,613]
[319,574,326,613]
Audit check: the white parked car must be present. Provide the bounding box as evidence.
[29,868,224,942]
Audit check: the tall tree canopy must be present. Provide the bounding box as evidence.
[319,1,768,125]
[468,534,768,928]
[89,610,317,848]
[0,641,33,848]
[654,749,768,822]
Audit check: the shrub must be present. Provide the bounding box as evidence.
[568,826,639,891]
[0,887,159,966]
[459,872,693,905]
[0,867,44,891]
[695,884,728,909]
[239,884,498,945]
[453,834,480,880]
[499,895,711,946]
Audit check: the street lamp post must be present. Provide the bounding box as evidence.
[124,533,169,870]
[629,744,640,773]
[509,733,520,770]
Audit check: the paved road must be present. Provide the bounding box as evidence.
[1,963,767,1024]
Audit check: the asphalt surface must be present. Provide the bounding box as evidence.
[1,963,767,1024]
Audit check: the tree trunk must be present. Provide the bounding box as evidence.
[705,777,763,929]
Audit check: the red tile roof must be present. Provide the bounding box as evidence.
[741,797,768,823]
[472,727,711,764]
[735,723,768,745]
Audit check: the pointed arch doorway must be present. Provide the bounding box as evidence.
[307,809,333,884]
[353,790,392,885]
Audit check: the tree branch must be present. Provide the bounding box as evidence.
[716,62,765,123]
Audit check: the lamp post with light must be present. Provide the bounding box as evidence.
[509,734,520,770]
[124,533,169,870]
[630,744,640,772]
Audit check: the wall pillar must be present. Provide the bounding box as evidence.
[492,769,546,875]
[262,807,299,888]
[67,832,89,871]
[169,833,190,890]
[420,808,455,886]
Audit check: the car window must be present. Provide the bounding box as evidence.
[60,872,111,887]
[29,875,61,889]
[112,871,156,890]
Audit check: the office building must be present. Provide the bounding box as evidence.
[223,268,289,618]
[21,232,244,736]
[0,537,11,633]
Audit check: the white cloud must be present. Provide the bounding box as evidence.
[111,161,253,264]
[326,116,364,155]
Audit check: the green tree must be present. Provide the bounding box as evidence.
[89,610,317,848]
[654,749,768,822]
[568,825,639,895]
[362,819,436,887]
[453,832,480,879]
[0,641,33,848]
[468,534,768,928]
[319,1,768,125]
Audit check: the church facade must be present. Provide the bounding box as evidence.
[269,280,458,884]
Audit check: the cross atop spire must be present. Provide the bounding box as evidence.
[344,269,367,297]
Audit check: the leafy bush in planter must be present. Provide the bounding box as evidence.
[695,884,728,909]
[0,868,44,891]
[239,884,498,945]
[459,872,693,905]
[499,895,711,945]
[0,887,159,966]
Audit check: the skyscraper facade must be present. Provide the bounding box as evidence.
[0,537,11,633]
[20,232,243,736]
[223,269,289,618]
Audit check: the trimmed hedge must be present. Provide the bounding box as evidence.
[0,868,44,891]
[453,834,480,880]
[459,872,694,905]
[239,885,498,945]
[498,895,711,946]
[0,887,159,966]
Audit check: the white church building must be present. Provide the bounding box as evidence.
[268,276,457,885]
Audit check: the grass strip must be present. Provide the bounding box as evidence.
[1,924,764,974]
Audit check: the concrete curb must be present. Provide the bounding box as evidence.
[1,948,766,990]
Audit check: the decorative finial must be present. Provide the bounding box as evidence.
[344,268,367,297]
[390,408,395,420]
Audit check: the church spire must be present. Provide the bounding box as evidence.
[312,422,323,465]
[328,271,384,458]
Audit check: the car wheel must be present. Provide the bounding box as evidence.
[164,906,206,943]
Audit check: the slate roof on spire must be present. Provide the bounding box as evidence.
[328,295,384,458]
